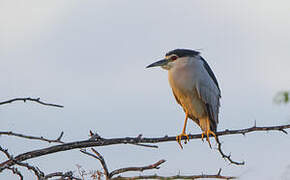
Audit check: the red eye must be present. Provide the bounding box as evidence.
[171,56,178,61]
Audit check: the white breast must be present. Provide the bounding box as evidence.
[168,57,207,119]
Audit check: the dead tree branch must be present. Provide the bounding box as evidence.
[80,148,110,178]
[111,173,236,180]
[0,131,64,144]
[216,137,244,165]
[0,97,63,108]
[1,146,79,180]
[1,123,289,171]
[44,171,81,180]
[7,167,23,180]
[80,149,235,179]
[16,161,44,179]
[80,149,164,179]
[0,146,11,159]
[0,146,45,179]
[109,159,165,178]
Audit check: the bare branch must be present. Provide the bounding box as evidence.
[0,146,11,159]
[214,124,290,136]
[80,148,110,178]
[111,173,236,179]
[128,143,158,148]
[77,152,235,180]
[1,147,78,180]
[44,171,81,180]
[216,137,244,165]
[0,97,63,108]
[110,159,165,178]
[91,148,109,178]
[0,146,44,179]
[17,162,45,179]
[1,124,289,171]
[7,167,23,180]
[89,132,157,149]
[80,148,166,179]
[128,134,158,148]
[0,131,64,144]
[111,167,236,179]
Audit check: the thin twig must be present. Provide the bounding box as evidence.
[0,131,64,143]
[1,124,289,171]
[16,161,45,179]
[0,146,11,159]
[110,159,165,178]
[80,148,110,178]
[91,148,110,178]
[0,97,63,108]
[216,137,244,165]
[7,167,23,180]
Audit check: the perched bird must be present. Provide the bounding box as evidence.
[146,49,221,148]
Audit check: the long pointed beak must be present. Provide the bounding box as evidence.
[146,59,168,68]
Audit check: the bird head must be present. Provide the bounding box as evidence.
[146,49,200,70]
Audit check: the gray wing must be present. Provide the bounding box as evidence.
[195,56,221,131]
[200,57,220,92]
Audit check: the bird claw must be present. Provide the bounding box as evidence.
[201,130,217,149]
[201,132,204,142]
[176,133,189,149]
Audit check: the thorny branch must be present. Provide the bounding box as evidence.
[0,131,64,144]
[1,123,289,171]
[0,97,63,108]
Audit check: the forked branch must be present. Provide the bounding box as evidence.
[81,148,235,179]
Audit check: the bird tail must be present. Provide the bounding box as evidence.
[205,104,217,132]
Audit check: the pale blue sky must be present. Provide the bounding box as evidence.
[1,0,290,179]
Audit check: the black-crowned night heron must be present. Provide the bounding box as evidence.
[146,49,221,148]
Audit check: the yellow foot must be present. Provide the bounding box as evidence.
[201,130,217,149]
[176,133,189,149]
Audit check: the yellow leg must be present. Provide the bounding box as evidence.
[201,118,217,148]
[176,112,190,149]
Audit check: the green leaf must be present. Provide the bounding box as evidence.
[274,91,290,104]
